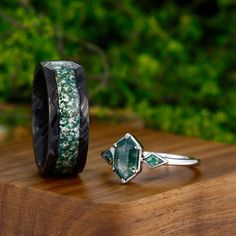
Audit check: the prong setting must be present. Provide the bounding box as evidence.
[103,133,143,183]
[101,135,199,183]
[132,169,139,174]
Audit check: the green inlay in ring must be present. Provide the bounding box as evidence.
[51,62,80,174]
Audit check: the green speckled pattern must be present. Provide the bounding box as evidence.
[51,61,80,174]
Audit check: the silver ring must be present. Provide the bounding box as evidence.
[101,133,200,184]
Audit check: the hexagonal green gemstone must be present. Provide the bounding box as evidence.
[102,149,113,164]
[144,154,165,168]
[113,136,140,182]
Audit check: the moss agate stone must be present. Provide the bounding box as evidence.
[144,153,166,168]
[102,148,114,164]
[113,135,141,183]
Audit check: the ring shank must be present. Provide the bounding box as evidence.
[143,151,200,166]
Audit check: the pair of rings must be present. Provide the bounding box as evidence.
[32,61,200,183]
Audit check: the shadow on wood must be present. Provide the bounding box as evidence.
[0,121,235,235]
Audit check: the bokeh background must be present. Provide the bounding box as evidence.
[0,0,236,143]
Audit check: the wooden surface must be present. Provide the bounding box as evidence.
[0,121,236,235]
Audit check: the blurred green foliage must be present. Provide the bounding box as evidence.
[0,0,236,143]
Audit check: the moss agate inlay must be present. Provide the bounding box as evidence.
[51,61,80,174]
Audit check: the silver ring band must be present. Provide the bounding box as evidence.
[102,133,200,183]
[143,152,199,166]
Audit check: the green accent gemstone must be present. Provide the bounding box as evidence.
[102,149,113,164]
[113,136,140,182]
[144,154,165,168]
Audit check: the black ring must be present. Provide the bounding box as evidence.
[32,61,89,176]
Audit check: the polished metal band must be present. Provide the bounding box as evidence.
[102,133,200,183]
[143,152,200,166]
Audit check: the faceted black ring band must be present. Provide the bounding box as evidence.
[32,61,89,176]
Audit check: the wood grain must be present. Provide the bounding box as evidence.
[0,121,236,235]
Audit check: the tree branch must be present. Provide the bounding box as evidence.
[0,9,110,88]
[55,24,65,57]
[77,39,110,86]
[0,9,26,29]
[64,34,110,86]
